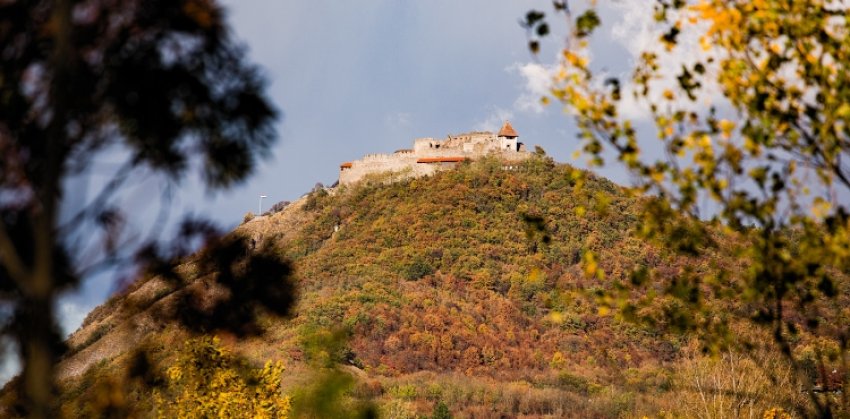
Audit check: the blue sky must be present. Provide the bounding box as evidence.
[3,0,666,382]
[228,0,581,195]
[49,0,605,340]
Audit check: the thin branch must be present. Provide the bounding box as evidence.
[143,181,174,245]
[791,119,850,190]
[59,159,135,234]
[77,252,132,280]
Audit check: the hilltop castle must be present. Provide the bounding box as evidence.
[339,121,531,185]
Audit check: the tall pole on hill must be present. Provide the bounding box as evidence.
[259,195,267,215]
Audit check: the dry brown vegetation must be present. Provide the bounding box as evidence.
[11,157,845,418]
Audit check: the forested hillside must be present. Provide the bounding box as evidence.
[5,156,844,418]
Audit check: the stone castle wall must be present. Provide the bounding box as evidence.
[339,130,530,185]
[339,153,434,185]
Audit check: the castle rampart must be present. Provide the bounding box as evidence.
[339,121,529,185]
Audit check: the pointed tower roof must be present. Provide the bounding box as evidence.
[498,121,518,138]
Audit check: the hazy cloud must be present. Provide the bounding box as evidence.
[59,300,91,337]
[605,0,720,120]
[474,107,514,132]
[511,62,557,114]
[0,339,19,384]
[472,61,555,133]
[384,112,413,129]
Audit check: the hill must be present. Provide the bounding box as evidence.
[3,155,837,418]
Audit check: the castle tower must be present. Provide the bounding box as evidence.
[498,121,519,151]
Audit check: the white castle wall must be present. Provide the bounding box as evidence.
[413,138,438,153]
[500,137,518,151]
[339,130,530,185]
[339,153,428,184]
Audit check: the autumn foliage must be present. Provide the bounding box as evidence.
[154,337,290,418]
[23,157,849,417]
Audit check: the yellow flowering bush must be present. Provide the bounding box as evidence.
[155,337,290,418]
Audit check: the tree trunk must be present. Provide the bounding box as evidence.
[20,292,55,419]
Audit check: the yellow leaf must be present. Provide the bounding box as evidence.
[699,36,712,51]
[719,119,735,139]
[812,197,832,218]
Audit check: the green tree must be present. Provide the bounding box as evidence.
[527,1,850,416]
[0,1,288,416]
[292,328,377,419]
[431,400,452,419]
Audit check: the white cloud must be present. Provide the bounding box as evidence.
[474,61,557,133]
[609,1,657,59]
[384,112,412,129]
[604,0,723,120]
[58,300,91,337]
[510,62,557,114]
[0,339,19,385]
[473,107,514,132]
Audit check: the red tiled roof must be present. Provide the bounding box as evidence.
[340,162,353,169]
[416,156,466,163]
[498,121,518,137]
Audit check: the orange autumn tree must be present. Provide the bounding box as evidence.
[524,1,850,416]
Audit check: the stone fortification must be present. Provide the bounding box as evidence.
[339,121,529,185]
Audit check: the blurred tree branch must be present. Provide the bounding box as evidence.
[0,222,28,286]
[0,0,287,416]
[529,0,850,415]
